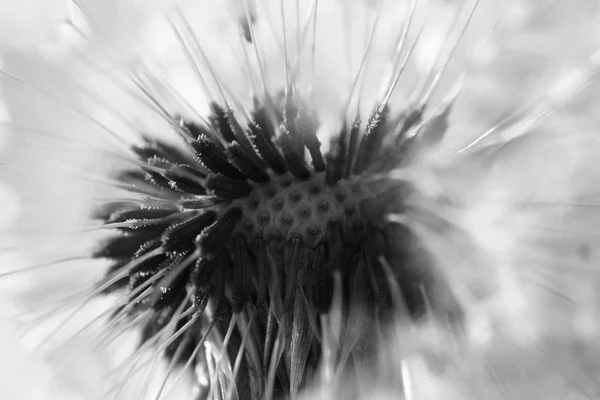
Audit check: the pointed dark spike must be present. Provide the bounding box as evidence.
[228,142,270,183]
[343,119,361,179]
[325,123,348,185]
[408,100,454,154]
[279,133,311,180]
[191,257,221,314]
[161,211,217,254]
[196,207,242,259]
[281,98,305,163]
[114,218,171,236]
[146,155,174,170]
[248,123,288,174]
[132,144,168,162]
[174,116,199,140]
[92,201,137,222]
[191,136,247,180]
[128,253,169,291]
[134,238,162,259]
[284,238,303,313]
[143,169,174,191]
[204,175,253,200]
[283,96,300,135]
[93,233,157,260]
[166,164,207,194]
[377,132,422,173]
[353,105,389,175]
[240,15,253,43]
[101,261,129,293]
[172,164,207,179]
[179,119,217,141]
[108,207,176,224]
[394,105,425,143]
[226,111,268,169]
[192,286,210,315]
[135,137,192,165]
[232,236,253,313]
[179,196,222,209]
[209,102,237,143]
[152,253,192,311]
[308,244,332,312]
[131,145,156,161]
[251,105,277,139]
[114,170,146,187]
[192,258,219,288]
[295,109,325,172]
[164,170,206,195]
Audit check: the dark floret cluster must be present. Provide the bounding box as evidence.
[92,91,461,398]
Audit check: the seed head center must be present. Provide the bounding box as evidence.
[232,172,368,245]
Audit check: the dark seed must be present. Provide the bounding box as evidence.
[279,133,311,179]
[128,252,169,291]
[192,257,220,313]
[164,170,206,195]
[209,102,237,143]
[196,207,243,258]
[134,138,191,165]
[205,175,252,200]
[94,233,160,260]
[295,109,325,172]
[248,122,288,174]
[117,218,171,235]
[144,170,173,191]
[240,16,253,43]
[191,136,247,180]
[179,119,219,142]
[152,253,191,311]
[228,142,270,183]
[326,123,348,185]
[161,211,217,254]
[353,105,389,174]
[179,196,222,209]
[108,207,175,224]
[394,105,424,142]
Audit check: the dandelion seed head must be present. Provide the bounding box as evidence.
[4,0,600,399]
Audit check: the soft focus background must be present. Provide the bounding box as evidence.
[2,0,600,399]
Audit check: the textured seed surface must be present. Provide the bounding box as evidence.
[231,171,368,244]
